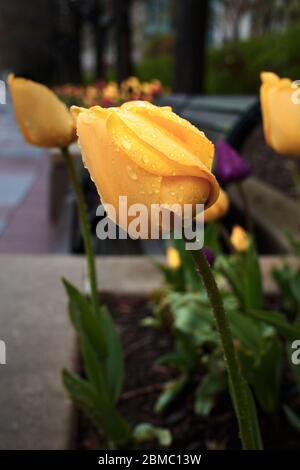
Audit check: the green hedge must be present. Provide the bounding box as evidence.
[135,54,174,87]
[134,22,300,94]
[205,21,300,94]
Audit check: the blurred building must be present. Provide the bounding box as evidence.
[210,0,300,47]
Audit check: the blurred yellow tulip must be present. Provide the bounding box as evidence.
[8,74,75,148]
[230,225,250,253]
[204,188,229,223]
[260,72,300,157]
[102,82,119,103]
[72,101,219,234]
[166,246,181,269]
[120,76,141,99]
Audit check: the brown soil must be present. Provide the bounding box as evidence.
[77,294,300,450]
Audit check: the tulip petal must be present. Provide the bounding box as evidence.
[106,106,219,207]
[76,109,162,225]
[260,72,300,156]
[160,176,210,212]
[121,101,214,169]
[8,74,75,148]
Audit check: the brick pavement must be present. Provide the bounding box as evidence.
[0,98,57,253]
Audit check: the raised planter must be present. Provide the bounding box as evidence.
[0,255,297,449]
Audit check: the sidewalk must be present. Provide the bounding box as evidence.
[0,101,56,253]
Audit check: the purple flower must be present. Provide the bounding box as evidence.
[215,141,251,185]
[203,247,215,267]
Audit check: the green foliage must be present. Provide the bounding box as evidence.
[217,240,263,311]
[133,423,172,447]
[150,235,300,424]
[132,22,300,92]
[206,22,300,94]
[154,375,188,414]
[63,279,171,448]
[62,279,130,446]
[194,372,227,416]
[283,405,300,433]
[135,55,174,87]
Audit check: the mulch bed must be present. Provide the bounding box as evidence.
[241,126,300,201]
[77,294,300,450]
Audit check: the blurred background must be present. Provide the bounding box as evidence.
[0,0,300,256]
[1,0,300,92]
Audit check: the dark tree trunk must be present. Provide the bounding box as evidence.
[174,0,210,94]
[54,0,82,84]
[113,0,133,83]
[89,0,106,80]
[94,24,105,79]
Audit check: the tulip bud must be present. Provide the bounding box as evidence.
[215,140,251,185]
[203,247,215,267]
[230,225,250,253]
[166,247,181,269]
[204,188,229,223]
[72,101,219,237]
[260,72,300,157]
[8,74,75,148]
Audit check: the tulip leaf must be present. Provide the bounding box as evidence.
[63,278,107,358]
[226,309,263,352]
[63,369,130,443]
[243,242,263,310]
[247,308,300,341]
[100,305,124,402]
[250,337,283,414]
[133,423,172,447]
[194,372,227,416]
[62,368,97,410]
[243,383,263,450]
[283,405,300,433]
[204,223,222,254]
[154,375,188,414]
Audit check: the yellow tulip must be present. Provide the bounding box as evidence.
[166,247,181,269]
[204,188,229,223]
[230,225,250,253]
[72,101,219,234]
[8,74,75,148]
[260,72,300,157]
[102,82,119,102]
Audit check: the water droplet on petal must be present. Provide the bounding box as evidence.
[126,165,138,181]
[122,139,132,150]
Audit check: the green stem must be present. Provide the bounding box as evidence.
[61,146,100,314]
[189,248,260,449]
[217,221,234,254]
